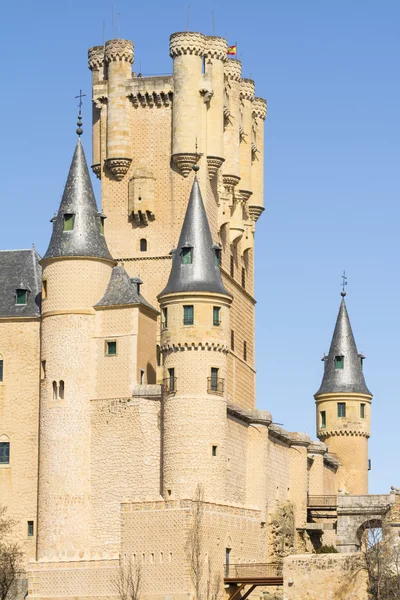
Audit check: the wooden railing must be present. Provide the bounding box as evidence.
[225,562,283,580]
[308,495,337,508]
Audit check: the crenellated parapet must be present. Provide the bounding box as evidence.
[104,38,134,63]
[205,36,227,60]
[240,78,255,101]
[88,45,105,71]
[169,31,206,57]
[224,58,242,81]
[253,97,267,120]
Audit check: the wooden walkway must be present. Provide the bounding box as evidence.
[224,563,283,600]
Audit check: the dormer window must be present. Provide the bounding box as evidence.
[63,214,75,231]
[181,246,193,264]
[214,248,221,267]
[360,356,364,371]
[100,216,105,235]
[16,289,27,305]
[335,355,344,369]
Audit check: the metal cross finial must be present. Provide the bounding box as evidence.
[341,270,348,297]
[75,89,86,136]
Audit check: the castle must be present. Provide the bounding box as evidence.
[0,30,373,600]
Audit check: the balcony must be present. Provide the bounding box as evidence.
[162,377,177,394]
[207,377,224,395]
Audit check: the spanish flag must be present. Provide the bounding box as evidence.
[227,45,237,56]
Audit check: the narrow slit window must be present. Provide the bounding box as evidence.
[0,358,3,382]
[360,403,366,419]
[210,367,219,391]
[106,341,117,356]
[230,255,234,278]
[231,330,235,351]
[0,441,10,464]
[140,369,145,385]
[212,445,218,457]
[335,355,344,369]
[321,411,326,429]
[168,368,175,392]
[140,238,147,252]
[42,280,47,299]
[63,214,75,231]
[181,247,193,264]
[243,341,247,361]
[337,402,346,418]
[59,380,65,400]
[183,305,194,325]
[52,381,58,400]
[213,306,221,326]
[27,521,34,537]
[41,360,46,380]
[241,267,246,289]
[162,308,168,329]
[16,289,27,305]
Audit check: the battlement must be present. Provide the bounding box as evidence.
[205,35,228,60]
[224,58,242,80]
[88,45,104,71]
[253,97,267,120]
[240,78,255,101]
[169,31,206,57]
[104,38,134,63]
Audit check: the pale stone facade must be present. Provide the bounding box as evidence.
[0,27,375,600]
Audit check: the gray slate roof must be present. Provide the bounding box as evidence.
[158,175,231,298]
[96,265,158,313]
[315,295,372,396]
[43,138,113,262]
[0,248,42,317]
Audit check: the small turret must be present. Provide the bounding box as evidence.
[314,291,372,495]
[158,168,232,502]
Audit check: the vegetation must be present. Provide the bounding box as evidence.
[0,506,24,600]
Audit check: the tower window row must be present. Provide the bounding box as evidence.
[334,355,365,370]
[164,367,224,395]
[161,306,223,328]
[180,246,221,267]
[320,403,367,428]
[62,213,105,235]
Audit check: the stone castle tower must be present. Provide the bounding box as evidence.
[0,27,373,600]
[315,291,372,495]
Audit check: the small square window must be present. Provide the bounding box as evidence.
[321,411,326,428]
[27,521,34,537]
[335,355,344,369]
[106,341,117,356]
[337,402,346,418]
[0,442,10,464]
[16,289,27,305]
[213,306,221,326]
[360,403,366,419]
[63,214,75,231]
[183,305,194,325]
[212,445,217,457]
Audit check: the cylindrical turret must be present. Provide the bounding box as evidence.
[88,46,105,179]
[314,293,372,495]
[205,36,227,180]
[170,32,206,177]
[238,78,255,202]
[104,39,134,180]
[37,139,115,560]
[249,97,267,221]
[222,59,242,188]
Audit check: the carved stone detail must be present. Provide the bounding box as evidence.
[205,36,228,60]
[239,189,253,203]
[172,153,198,178]
[224,58,242,81]
[128,91,172,108]
[253,97,267,120]
[169,32,206,58]
[105,157,132,180]
[91,163,101,179]
[240,78,255,101]
[88,46,105,71]
[104,39,134,64]
[222,174,241,190]
[248,205,265,222]
[207,156,224,179]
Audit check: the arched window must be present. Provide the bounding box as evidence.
[0,354,3,382]
[52,381,58,400]
[140,238,147,252]
[59,380,65,400]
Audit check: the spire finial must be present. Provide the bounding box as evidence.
[75,89,86,136]
[341,270,347,297]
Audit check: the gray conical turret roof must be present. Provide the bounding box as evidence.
[315,294,372,396]
[43,138,112,262]
[158,174,231,298]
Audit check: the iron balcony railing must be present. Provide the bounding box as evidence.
[224,562,283,580]
[162,377,177,394]
[307,495,337,508]
[207,377,224,395]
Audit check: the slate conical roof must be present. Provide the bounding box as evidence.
[43,138,112,261]
[96,265,158,313]
[315,293,372,396]
[158,173,231,298]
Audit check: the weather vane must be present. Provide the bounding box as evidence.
[341,270,347,296]
[75,89,86,136]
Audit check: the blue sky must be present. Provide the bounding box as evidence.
[1,0,399,493]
